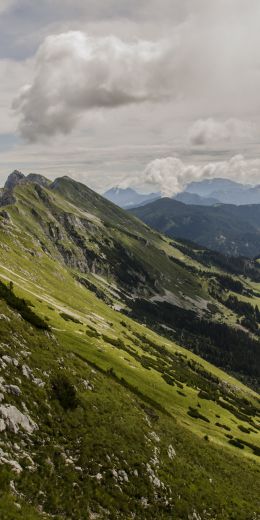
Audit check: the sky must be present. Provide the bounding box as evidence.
[0,0,260,195]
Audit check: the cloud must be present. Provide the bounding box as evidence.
[12,2,260,145]
[0,58,33,134]
[0,0,14,13]
[188,118,253,146]
[11,2,260,145]
[2,0,260,184]
[13,31,173,141]
[141,155,260,196]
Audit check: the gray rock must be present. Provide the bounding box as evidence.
[167,444,176,460]
[0,314,10,322]
[0,404,37,434]
[21,365,45,387]
[21,365,31,378]
[2,355,18,367]
[118,469,129,482]
[26,174,51,187]
[82,379,93,391]
[4,171,25,191]
[6,385,21,397]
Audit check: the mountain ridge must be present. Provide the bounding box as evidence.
[130,196,260,257]
[185,177,260,205]
[0,170,259,518]
[104,177,260,208]
[103,186,160,208]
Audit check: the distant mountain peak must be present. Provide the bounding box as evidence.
[184,177,259,205]
[103,186,160,208]
[105,186,138,194]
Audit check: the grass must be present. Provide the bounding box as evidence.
[0,263,258,460]
[0,298,259,519]
[0,177,259,518]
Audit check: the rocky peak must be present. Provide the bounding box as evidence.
[26,173,50,187]
[4,170,25,191]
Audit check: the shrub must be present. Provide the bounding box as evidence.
[102,334,125,348]
[60,312,82,324]
[0,279,49,330]
[238,424,251,434]
[187,406,210,423]
[162,373,175,386]
[86,327,100,338]
[228,439,244,449]
[215,422,231,431]
[51,373,78,410]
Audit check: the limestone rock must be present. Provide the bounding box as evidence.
[0,404,38,434]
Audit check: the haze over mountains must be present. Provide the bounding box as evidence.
[185,178,260,205]
[104,178,260,208]
[103,178,260,258]
[103,186,160,208]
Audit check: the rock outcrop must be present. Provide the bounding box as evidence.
[0,404,38,434]
[4,170,25,191]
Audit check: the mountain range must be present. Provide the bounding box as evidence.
[174,191,220,205]
[0,171,259,519]
[103,186,160,208]
[185,178,260,205]
[104,178,260,208]
[130,197,260,257]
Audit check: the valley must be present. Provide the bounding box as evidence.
[130,197,260,257]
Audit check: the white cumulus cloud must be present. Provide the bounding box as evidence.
[141,155,260,196]
[13,31,172,141]
[188,118,253,146]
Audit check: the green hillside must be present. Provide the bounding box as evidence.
[0,172,259,519]
[130,197,260,257]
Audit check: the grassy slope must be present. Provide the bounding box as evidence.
[0,178,259,518]
[0,299,259,520]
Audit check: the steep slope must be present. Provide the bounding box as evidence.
[1,174,260,388]
[0,288,259,519]
[130,197,260,257]
[0,172,259,518]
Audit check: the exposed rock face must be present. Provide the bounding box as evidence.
[4,171,25,191]
[0,171,25,206]
[0,170,50,207]
[0,448,23,474]
[0,404,38,434]
[26,173,50,187]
